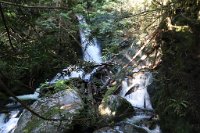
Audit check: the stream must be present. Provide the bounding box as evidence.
[0,15,161,133]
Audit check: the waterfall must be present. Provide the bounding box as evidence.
[76,14,102,64]
[49,14,102,84]
[116,70,161,133]
[120,71,153,109]
[0,14,161,133]
[0,110,20,133]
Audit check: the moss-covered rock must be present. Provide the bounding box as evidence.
[98,95,135,122]
[14,89,83,133]
[39,78,84,97]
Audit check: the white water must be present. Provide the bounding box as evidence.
[118,70,161,133]
[50,14,102,84]
[0,14,103,133]
[120,71,153,109]
[9,88,41,101]
[0,14,160,133]
[49,66,84,84]
[0,90,41,133]
[0,111,20,133]
[76,14,102,64]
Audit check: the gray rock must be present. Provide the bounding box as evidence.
[98,95,134,122]
[14,89,83,133]
[94,123,148,133]
[94,127,120,133]
[114,123,148,133]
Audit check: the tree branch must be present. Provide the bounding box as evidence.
[0,4,16,52]
[123,29,160,69]
[0,1,67,10]
[0,78,73,121]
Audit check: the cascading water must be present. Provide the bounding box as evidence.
[0,14,161,133]
[50,14,102,84]
[76,14,102,64]
[75,14,161,133]
[0,111,20,133]
[120,72,153,110]
[0,14,103,133]
[117,71,161,133]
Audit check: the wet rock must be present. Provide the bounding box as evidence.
[93,127,120,133]
[14,89,83,133]
[94,123,148,133]
[114,123,148,133]
[98,95,134,122]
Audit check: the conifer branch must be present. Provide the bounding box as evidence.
[0,1,67,10]
[0,4,16,52]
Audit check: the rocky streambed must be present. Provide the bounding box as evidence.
[0,14,161,133]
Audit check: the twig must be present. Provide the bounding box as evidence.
[133,106,154,112]
[0,4,16,52]
[100,78,112,91]
[92,62,114,68]
[0,78,79,122]
[0,1,68,10]
[143,14,161,31]
[123,7,166,19]
[151,48,158,69]
[123,29,160,69]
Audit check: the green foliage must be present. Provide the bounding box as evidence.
[83,0,161,62]
[39,79,78,97]
[165,99,188,117]
[104,85,118,97]
[54,80,71,91]
[0,0,82,95]
[151,0,200,132]
[1,0,199,132]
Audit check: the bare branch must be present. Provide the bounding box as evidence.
[0,1,67,10]
[123,29,160,69]
[0,78,76,122]
[0,4,16,52]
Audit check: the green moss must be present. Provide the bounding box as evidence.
[23,107,66,132]
[101,95,134,122]
[39,79,78,97]
[104,86,118,98]
[65,78,85,88]
[23,116,43,132]
[54,80,71,91]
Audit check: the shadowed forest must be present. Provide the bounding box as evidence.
[0,0,200,133]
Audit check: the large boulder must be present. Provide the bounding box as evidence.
[94,123,148,133]
[93,127,120,133]
[14,89,83,133]
[98,95,134,122]
[114,123,148,133]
